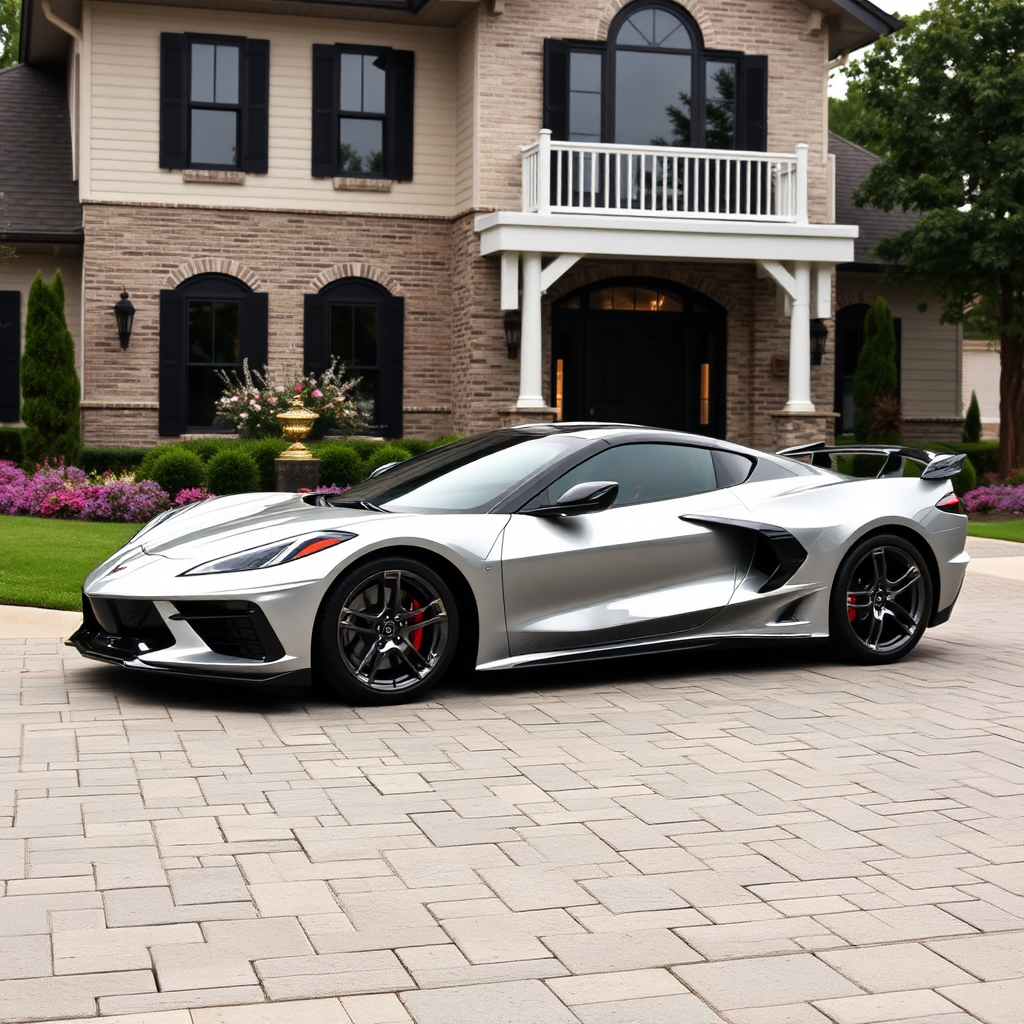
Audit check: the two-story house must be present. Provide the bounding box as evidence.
[3,0,907,450]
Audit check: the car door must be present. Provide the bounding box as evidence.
[500,442,751,659]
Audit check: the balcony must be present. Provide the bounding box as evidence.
[521,130,808,224]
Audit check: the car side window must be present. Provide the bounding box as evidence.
[541,443,718,507]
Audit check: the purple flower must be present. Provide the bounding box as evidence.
[964,484,1024,516]
[311,389,323,398]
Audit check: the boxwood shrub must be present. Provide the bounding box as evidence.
[81,446,148,476]
[317,444,365,488]
[206,449,260,495]
[151,448,206,497]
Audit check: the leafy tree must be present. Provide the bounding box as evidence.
[849,0,1024,475]
[20,270,82,467]
[963,391,982,442]
[0,0,19,69]
[854,297,900,443]
[827,77,891,159]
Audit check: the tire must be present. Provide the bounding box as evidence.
[829,533,933,665]
[313,556,460,704]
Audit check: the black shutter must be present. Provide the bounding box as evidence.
[160,33,189,169]
[303,293,329,374]
[740,54,768,152]
[312,44,338,177]
[377,295,404,438]
[241,292,269,370]
[386,50,415,181]
[159,290,187,436]
[543,39,570,140]
[241,39,270,174]
[0,291,20,423]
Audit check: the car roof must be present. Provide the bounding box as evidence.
[508,421,752,451]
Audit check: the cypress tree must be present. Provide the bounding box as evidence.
[853,297,899,443]
[962,390,982,443]
[20,270,83,468]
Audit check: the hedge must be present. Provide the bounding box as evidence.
[0,427,24,463]
[80,446,148,476]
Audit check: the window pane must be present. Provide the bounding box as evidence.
[364,55,387,115]
[617,10,655,46]
[615,50,690,146]
[191,43,215,103]
[339,118,383,174]
[213,301,240,363]
[658,291,683,312]
[569,91,601,142]
[330,305,354,363]
[351,373,378,428]
[188,366,226,427]
[705,60,736,150]
[188,301,214,361]
[570,50,601,92]
[354,306,378,367]
[191,109,237,166]
[215,44,239,105]
[653,9,691,48]
[340,52,363,112]
[634,287,659,311]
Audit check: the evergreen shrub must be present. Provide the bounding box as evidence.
[318,444,365,488]
[343,438,382,461]
[81,447,148,476]
[953,457,977,497]
[365,443,411,475]
[962,391,982,443]
[206,450,260,495]
[853,298,900,443]
[181,437,236,461]
[151,448,206,497]
[238,438,289,490]
[0,427,24,463]
[392,438,432,457]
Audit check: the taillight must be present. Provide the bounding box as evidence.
[936,492,963,514]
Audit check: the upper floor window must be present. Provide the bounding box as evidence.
[312,45,415,180]
[545,0,767,152]
[160,33,270,173]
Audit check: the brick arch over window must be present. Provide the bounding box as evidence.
[309,263,405,297]
[166,259,263,292]
[596,0,718,48]
[837,290,881,311]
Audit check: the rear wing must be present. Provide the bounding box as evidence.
[777,442,966,481]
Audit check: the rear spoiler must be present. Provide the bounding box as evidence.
[777,442,966,481]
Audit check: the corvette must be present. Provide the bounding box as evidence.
[70,423,969,704]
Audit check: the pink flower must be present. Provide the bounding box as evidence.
[295,384,303,393]
[312,389,323,398]
[268,396,277,404]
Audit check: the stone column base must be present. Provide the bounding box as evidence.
[498,406,560,429]
[770,410,839,452]
[275,458,320,492]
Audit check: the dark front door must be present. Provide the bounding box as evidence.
[552,279,726,436]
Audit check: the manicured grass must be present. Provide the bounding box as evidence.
[967,518,1024,543]
[0,517,141,612]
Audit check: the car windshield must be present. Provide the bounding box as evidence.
[325,432,591,513]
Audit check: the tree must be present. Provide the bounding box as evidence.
[963,391,982,442]
[849,0,1024,475]
[0,0,20,69]
[854,297,900,443]
[20,270,83,467]
[828,77,891,159]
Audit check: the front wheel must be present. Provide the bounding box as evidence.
[829,533,933,664]
[314,556,460,704]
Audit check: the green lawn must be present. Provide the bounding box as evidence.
[0,517,141,612]
[967,518,1024,543]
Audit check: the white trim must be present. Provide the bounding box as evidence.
[500,252,519,310]
[540,254,582,294]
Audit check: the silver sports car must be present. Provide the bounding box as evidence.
[70,424,969,704]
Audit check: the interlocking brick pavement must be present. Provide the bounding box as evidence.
[0,545,1022,1024]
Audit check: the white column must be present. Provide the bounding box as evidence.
[517,252,546,409]
[795,143,809,226]
[784,260,815,412]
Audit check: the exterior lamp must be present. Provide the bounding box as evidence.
[113,289,136,350]
[810,318,828,366]
[503,309,521,360]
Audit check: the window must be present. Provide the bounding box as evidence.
[160,33,270,172]
[544,1,767,151]
[304,279,404,437]
[0,290,20,422]
[159,276,268,436]
[312,45,415,180]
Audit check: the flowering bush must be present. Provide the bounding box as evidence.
[963,485,1024,516]
[174,487,211,506]
[214,359,363,439]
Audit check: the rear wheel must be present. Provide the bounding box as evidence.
[314,556,459,704]
[829,533,932,664]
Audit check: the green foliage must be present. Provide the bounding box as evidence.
[927,440,1000,476]
[0,0,19,69]
[963,391,982,443]
[392,438,433,457]
[853,298,899,443]
[238,438,290,491]
[365,443,411,475]
[20,271,82,468]
[344,438,383,460]
[962,292,1002,342]
[0,426,24,463]
[206,449,259,495]
[81,446,148,476]
[136,444,180,484]
[431,434,463,449]
[1005,468,1024,486]
[180,437,235,461]
[317,444,366,488]
[828,78,891,159]
[151,448,206,498]
[953,456,977,497]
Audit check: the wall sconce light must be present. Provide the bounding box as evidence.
[810,318,828,365]
[503,309,521,360]
[113,289,136,350]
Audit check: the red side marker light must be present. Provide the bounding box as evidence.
[292,537,346,560]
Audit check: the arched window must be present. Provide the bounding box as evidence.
[544,0,767,151]
[303,278,404,437]
[159,274,268,436]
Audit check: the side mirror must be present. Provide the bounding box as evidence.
[369,461,399,479]
[527,480,619,517]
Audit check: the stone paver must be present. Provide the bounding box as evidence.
[2,547,1022,1024]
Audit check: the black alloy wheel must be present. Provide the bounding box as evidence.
[314,556,460,704]
[829,533,933,664]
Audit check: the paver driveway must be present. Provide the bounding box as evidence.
[0,539,1022,1024]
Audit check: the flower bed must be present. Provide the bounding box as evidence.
[963,484,1024,516]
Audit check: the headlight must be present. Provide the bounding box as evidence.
[180,532,356,576]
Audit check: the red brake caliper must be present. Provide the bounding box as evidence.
[408,598,425,651]
[847,595,858,622]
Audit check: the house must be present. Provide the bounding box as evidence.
[830,131,962,444]
[2,0,903,449]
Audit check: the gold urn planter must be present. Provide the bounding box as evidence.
[276,400,319,460]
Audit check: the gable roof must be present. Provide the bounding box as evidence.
[831,130,915,268]
[0,64,82,244]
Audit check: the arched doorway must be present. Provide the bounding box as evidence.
[551,278,727,436]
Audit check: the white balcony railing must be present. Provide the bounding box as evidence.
[521,130,808,225]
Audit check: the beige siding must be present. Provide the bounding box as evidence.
[83,1,458,216]
[454,10,478,212]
